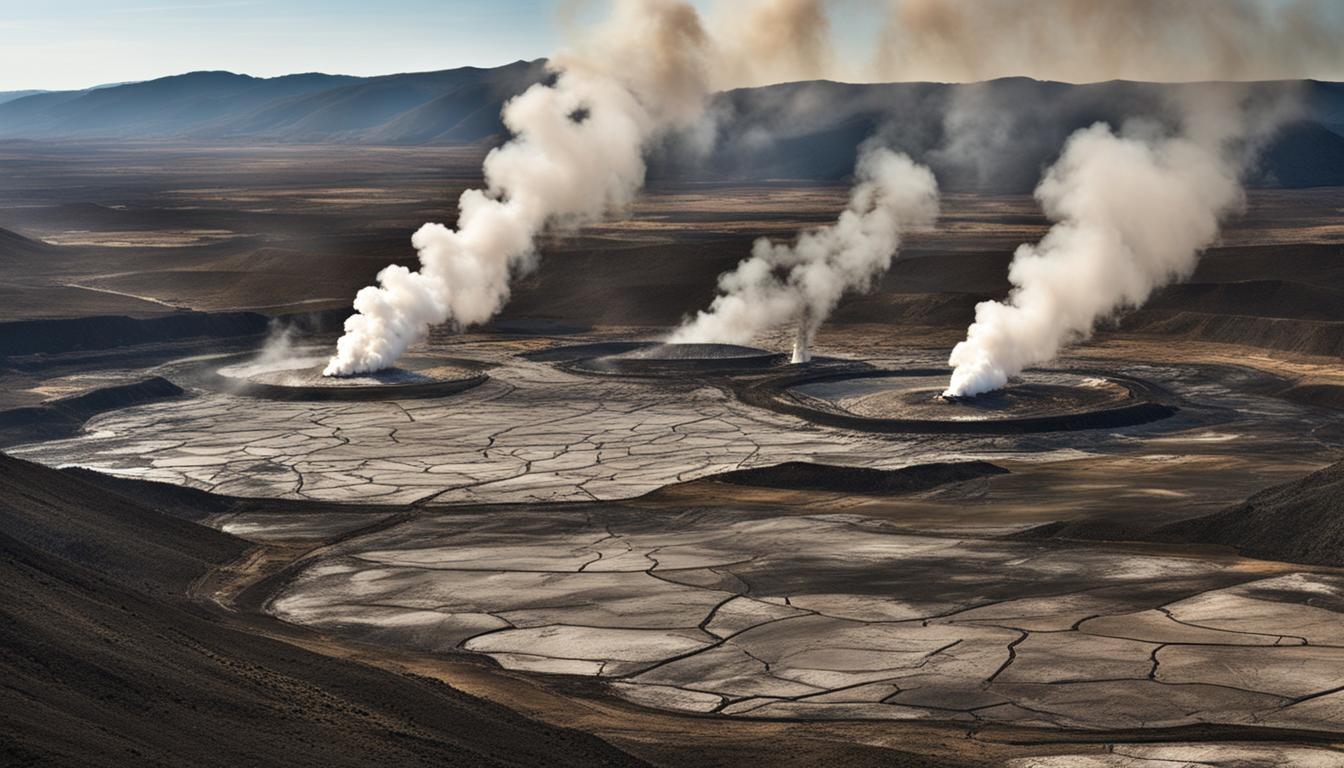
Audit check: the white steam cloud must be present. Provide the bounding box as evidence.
[323,0,1337,376]
[879,0,1344,84]
[670,147,938,361]
[324,0,855,377]
[942,102,1271,397]
[324,0,712,376]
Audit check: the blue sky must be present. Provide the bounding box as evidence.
[0,0,892,91]
[0,0,573,90]
[3,1,1340,92]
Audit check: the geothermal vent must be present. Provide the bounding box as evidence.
[203,352,487,402]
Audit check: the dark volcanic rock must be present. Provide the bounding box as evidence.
[1278,383,1344,411]
[0,312,271,357]
[0,376,183,447]
[712,460,1008,495]
[1015,460,1344,563]
[1151,460,1344,567]
[62,465,237,523]
[0,454,245,597]
[0,455,643,767]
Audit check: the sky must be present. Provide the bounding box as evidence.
[0,0,894,92]
[0,1,563,90]
[2,0,1341,93]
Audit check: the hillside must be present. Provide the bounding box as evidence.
[0,62,547,144]
[0,90,47,106]
[0,72,362,139]
[2,66,1344,189]
[0,226,48,264]
[1153,460,1344,567]
[0,454,643,766]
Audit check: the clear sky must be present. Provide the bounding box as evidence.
[0,0,895,92]
[0,0,573,91]
[3,1,1340,93]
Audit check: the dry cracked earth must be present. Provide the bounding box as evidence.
[11,333,1344,766]
[269,506,1344,732]
[11,344,1055,504]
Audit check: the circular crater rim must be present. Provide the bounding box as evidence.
[185,351,490,401]
[548,342,790,377]
[742,367,1179,434]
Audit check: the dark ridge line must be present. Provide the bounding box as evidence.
[708,459,1009,495]
[0,310,273,357]
[0,375,184,448]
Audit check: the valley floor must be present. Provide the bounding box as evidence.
[3,326,1344,766]
[2,143,1343,765]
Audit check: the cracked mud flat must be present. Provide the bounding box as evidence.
[1008,744,1344,767]
[5,345,1068,505]
[8,333,1344,757]
[10,340,1338,506]
[268,503,1344,732]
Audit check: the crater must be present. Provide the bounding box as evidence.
[556,342,789,376]
[750,369,1179,434]
[196,352,488,401]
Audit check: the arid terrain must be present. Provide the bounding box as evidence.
[3,142,1343,767]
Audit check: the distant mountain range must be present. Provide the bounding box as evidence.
[682,77,1344,190]
[0,62,548,145]
[0,90,50,106]
[3,61,1344,191]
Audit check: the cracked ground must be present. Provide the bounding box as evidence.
[267,504,1344,732]
[10,333,1344,750]
[8,344,1074,504]
[10,339,1338,507]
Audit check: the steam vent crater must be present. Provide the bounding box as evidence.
[775,370,1179,434]
[203,352,488,401]
[557,342,789,376]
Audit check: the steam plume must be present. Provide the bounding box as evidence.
[712,0,834,88]
[879,0,1344,83]
[942,93,1288,397]
[670,147,938,361]
[324,0,712,376]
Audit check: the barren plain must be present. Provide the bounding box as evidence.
[2,142,1343,767]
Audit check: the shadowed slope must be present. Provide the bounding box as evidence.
[0,377,184,448]
[711,460,1008,495]
[0,455,644,767]
[1153,460,1344,567]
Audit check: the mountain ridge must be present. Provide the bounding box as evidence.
[3,63,1343,190]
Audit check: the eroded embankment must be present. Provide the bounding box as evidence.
[0,453,646,768]
[1151,459,1344,568]
[0,376,183,447]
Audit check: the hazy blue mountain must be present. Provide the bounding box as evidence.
[671,78,1344,191]
[2,62,1342,190]
[0,90,48,106]
[193,61,547,142]
[0,71,363,139]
